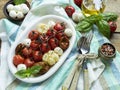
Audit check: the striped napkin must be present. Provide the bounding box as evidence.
[0,0,120,90]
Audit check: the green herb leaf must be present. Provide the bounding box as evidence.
[14,0,26,5]
[96,20,110,38]
[15,65,42,78]
[85,14,103,24]
[76,20,92,32]
[101,12,118,21]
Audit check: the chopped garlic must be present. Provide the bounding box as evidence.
[37,23,49,33]
[64,28,72,37]
[42,50,60,66]
[17,64,26,71]
[54,47,63,56]
[72,11,84,22]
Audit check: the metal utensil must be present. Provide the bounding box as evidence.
[62,35,87,90]
[69,31,93,90]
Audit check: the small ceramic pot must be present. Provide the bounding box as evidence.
[3,0,30,22]
[98,43,116,61]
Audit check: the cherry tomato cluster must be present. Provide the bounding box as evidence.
[13,22,70,75]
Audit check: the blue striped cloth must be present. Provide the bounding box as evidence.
[0,0,120,90]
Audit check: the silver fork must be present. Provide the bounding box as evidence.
[69,31,93,90]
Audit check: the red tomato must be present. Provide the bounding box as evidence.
[33,51,43,62]
[48,37,58,50]
[74,0,82,7]
[24,58,34,67]
[65,6,75,17]
[30,40,40,50]
[46,29,56,37]
[39,34,49,42]
[54,22,65,31]
[108,21,117,32]
[59,36,69,50]
[22,47,32,57]
[41,42,51,53]
[28,30,40,40]
[56,31,68,40]
[13,55,24,66]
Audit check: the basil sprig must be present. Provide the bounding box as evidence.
[76,12,118,38]
[15,65,42,78]
[14,0,26,5]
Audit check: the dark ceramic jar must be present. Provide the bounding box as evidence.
[3,0,30,22]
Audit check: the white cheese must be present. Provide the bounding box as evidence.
[17,64,27,71]
[17,11,24,19]
[48,20,56,28]
[9,10,17,18]
[64,28,72,37]
[72,11,84,22]
[13,5,21,12]
[22,38,31,47]
[54,47,63,56]
[7,4,14,12]
[21,5,29,14]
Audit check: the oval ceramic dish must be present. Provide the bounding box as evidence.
[8,15,76,83]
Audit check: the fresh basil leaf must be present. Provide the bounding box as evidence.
[76,21,92,32]
[96,20,110,38]
[15,65,42,78]
[101,12,118,21]
[14,0,26,5]
[85,15,102,24]
[30,65,42,75]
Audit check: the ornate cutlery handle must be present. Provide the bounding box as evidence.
[62,56,84,90]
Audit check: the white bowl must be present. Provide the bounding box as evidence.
[8,15,76,83]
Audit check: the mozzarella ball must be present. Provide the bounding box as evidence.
[37,23,49,33]
[9,10,17,18]
[7,4,14,12]
[17,11,24,19]
[20,3,27,8]
[22,38,31,47]
[17,64,27,71]
[48,20,56,28]
[64,28,72,37]
[13,5,21,12]
[54,47,63,56]
[21,5,29,14]
[72,11,84,22]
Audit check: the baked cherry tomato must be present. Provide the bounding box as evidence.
[30,40,40,50]
[28,30,40,40]
[65,5,75,17]
[33,51,43,62]
[56,31,67,40]
[59,36,69,50]
[108,21,117,32]
[24,58,34,67]
[48,37,58,50]
[38,34,49,43]
[54,22,65,31]
[46,29,56,37]
[15,43,26,55]
[41,42,51,53]
[22,47,32,57]
[13,55,24,66]
[74,0,82,7]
